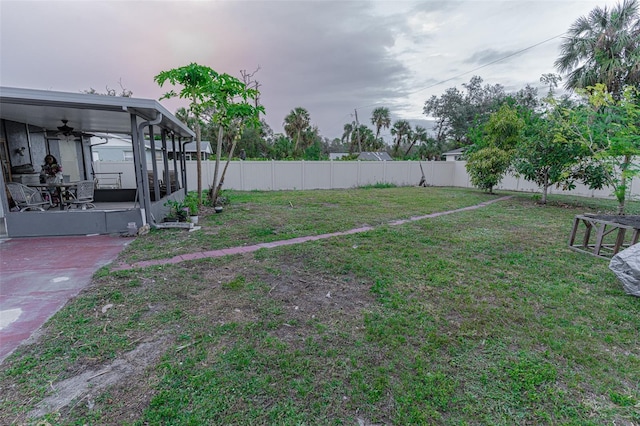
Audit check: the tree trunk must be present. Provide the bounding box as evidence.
[541,169,549,204]
[195,122,202,203]
[294,130,301,154]
[212,131,242,205]
[209,126,224,202]
[393,136,401,156]
[616,155,631,215]
[404,140,417,157]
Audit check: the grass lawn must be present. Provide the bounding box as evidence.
[1,187,638,425]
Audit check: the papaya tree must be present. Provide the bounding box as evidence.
[155,63,219,203]
[155,63,263,205]
[207,74,263,204]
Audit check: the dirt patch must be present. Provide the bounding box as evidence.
[256,264,375,343]
[261,264,373,319]
[28,337,170,420]
[3,253,378,424]
[187,258,376,346]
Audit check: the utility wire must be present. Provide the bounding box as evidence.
[330,31,565,137]
[406,32,566,97]
[355,32,565,112]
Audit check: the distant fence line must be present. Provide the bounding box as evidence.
[92,160,639,200]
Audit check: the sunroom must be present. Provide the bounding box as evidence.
[0,87,195,237]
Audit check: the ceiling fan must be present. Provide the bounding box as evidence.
[57,119,75,136]
[54,120,95,139]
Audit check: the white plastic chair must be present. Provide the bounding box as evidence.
[6,182,51,211]
[66,180,96,210]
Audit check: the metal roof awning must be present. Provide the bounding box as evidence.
[0,86,195,138]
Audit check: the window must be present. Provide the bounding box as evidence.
[123,151,133,161]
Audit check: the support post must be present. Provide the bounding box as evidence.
[148,126,160,201]
[162,130,170,194]
[130,113,149,223]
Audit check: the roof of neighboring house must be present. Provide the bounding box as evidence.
[0,86,195,138]
[91,135,211,154]
[329,152,349,160]
[357,152,393,161]
[442,148,465,156]
[90,133,133,147]
[152,140,212,154]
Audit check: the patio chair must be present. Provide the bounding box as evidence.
[6,182,51,212]
[66,180,96,210]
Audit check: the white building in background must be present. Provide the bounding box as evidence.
[91,134,212,162]
[357,152,393,161]
[329,152,349,160]
[442,148,465,161]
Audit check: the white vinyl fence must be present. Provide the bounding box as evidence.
[92,160,640,200]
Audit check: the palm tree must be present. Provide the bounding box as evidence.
[390,120,411,156]
[405,125,428,157]
[350,125,376,153]
[555,0,640,100]
[342,123,353,151]
[371,107,391,140]
[283,107,311,154]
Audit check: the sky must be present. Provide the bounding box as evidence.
[0,0,621,144]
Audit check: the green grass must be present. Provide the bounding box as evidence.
[119,187,501,263]
[0,187,639,425]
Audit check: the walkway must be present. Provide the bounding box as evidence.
[116,196,512,270]
[0,235,131,363]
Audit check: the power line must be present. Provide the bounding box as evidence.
[355,32,565,112]
[328,31,565,138]
[406,32,566,97]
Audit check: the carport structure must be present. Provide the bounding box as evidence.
[0,87,195,237]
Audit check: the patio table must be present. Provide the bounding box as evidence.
[28,182,78,210]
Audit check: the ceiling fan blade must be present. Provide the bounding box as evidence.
[57,119,74,135]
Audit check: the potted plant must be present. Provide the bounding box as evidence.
[214,191,227,213]
[184,192,200,224]
[164,199,188,222]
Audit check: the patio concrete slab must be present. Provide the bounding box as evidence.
[0,235,130,363]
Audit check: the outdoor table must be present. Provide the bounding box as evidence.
[569,214,640,258]
[28,182,78,210]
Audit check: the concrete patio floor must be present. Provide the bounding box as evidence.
[0,235,130,363]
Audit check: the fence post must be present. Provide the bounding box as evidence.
[271,160,275,190]
[240,160,245,191]
[431,160,435,185]
[330,160,334,189]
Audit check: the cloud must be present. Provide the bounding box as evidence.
[0,0,625,142]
